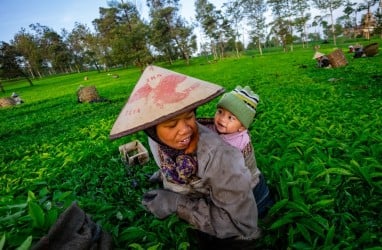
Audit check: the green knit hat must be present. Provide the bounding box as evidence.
[217,85,259,129]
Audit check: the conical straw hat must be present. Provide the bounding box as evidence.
[313,52,325,59]
[110,65,225,139]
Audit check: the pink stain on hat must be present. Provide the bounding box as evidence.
[110,65,225,139]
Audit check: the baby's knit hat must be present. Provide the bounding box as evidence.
[217,85,259,129]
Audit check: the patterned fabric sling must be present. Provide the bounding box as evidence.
[157,144,198,184]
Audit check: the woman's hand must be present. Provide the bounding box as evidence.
[142,189,182,219]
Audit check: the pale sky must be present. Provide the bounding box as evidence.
[0,0,226,43]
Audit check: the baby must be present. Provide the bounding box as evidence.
[201,85,273,218]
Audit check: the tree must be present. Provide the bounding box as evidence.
[241,0,267,55]
[374,0,382,38]
[40,29,71,74]
[65,23,93,73]
[93,7,120,70]
[310,14,328,41]
[12,28,43,78]
[320,19,330,39]
[171,18,197,64]
[217,14,235,58]
[195,0,228,60]
[267,0,295,51]
[342,0,357,38]
[292,0,311,48]
[223,1,245,58]
[147,0,195,65]
[195,0,217,60]
[0,42,33,86]
[109,0,152,69]
[268,17,294,51]
[27,23,71,75]
[312,0,344,46]
[268,0,295,51]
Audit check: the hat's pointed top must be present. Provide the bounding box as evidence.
[110,65,225,139]
[313,52,325,59]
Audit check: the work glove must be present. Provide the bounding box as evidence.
[142,189,182,219]
[148,170,162,184]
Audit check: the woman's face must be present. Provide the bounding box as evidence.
[214,107,245,134]
[156,111,197,150]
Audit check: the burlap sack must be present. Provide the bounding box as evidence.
[0,97,16,107]
[77,86,101,103]
[363,43,379,57]
[327,49,348,68]
[31,202,112,250]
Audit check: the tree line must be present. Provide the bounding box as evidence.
[0,0,381,82]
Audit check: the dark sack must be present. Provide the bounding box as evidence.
[32,202,113,250]
[321,58,330,67]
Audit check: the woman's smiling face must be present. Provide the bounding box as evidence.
[156,111,197,150]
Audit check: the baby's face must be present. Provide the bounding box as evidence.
[214,107,245,134]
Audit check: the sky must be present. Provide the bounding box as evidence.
[0,0,226,43]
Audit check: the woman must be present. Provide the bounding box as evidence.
[110,66,261,249]
[313,51,331,68]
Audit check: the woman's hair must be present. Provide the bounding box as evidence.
[144,127,162,145]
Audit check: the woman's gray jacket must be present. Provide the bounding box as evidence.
[148,123,260,240]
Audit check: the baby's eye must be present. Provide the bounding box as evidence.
[228,115,236,121]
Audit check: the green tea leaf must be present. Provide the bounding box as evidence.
[312,138,324,144]
[268,199,289,215]
[178,242,190,250]
[312,199,334,209]
[27,191,36,202]
[15,236,32,250]
[4,203,27,210]
[350,159,360,168]
[46,209,58,227]
[119,226,147,243]
[296,223,311,244]
[0,210,24,223]
[299,218,325,237]
[128,243,144,250]
[0,234,5,250]
[316,168,352,178]
[324,225,335,246]
[287,142,305,148]
[28,202,45,228]
[53,191,72,202]
[287,201,311,215]
[270,217,294,229]
[147,243,162,250]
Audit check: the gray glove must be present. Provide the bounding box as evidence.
[142,189,182,219]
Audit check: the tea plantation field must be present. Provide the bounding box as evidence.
[1,41,381,249]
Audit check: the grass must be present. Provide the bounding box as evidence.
[1,39,381,249]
